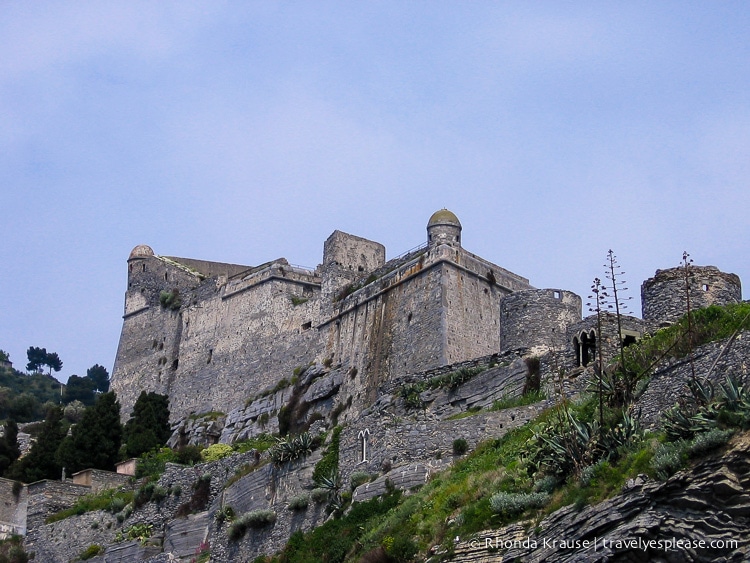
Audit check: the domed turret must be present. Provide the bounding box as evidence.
[128,244,155,260]
[427,209,462,247]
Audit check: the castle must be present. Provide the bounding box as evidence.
[4,211,745,561]
[111,210,742,429]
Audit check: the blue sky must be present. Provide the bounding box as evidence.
[1,2,748,383]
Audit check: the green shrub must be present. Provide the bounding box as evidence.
[201,443,233,462]
[688,428,734,457]
[159,289,181,310]
[311,488,329,504]
[136,447,177,480]
[651,441,688,480]
[109,496,127,513]
[215,505,235,523]
[79,544,102,560]
[269,432,314,464]
[117,522,153,544]
[312,426,342,483]
[287,494,310,511]
[227,510,277,541]
[488,491,549,516]
[233,433,277,453]
[350,471,372,490]
[46,488,134,523]
[533,475,559,494]
[452,438,468,455]
[175,445,203,465]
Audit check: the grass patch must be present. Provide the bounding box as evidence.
[491,389,546,411]
[233,433,277,454]
[312,426,342,484]
[623,303,750,377]
[46,488,134,523]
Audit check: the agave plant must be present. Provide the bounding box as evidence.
[314,470,343,513]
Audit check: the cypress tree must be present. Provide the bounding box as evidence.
[124,391,171,458]
[0,420,20,476]
[6,406,65,482]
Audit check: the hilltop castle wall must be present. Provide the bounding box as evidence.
[113,253,323,421]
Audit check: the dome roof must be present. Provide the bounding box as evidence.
[428,209,461,227]
[129,244,155,260]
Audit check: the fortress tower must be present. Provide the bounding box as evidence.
[499,289,582,356]
[641,265,742,327]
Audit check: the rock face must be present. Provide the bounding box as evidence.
[451,434,750,563]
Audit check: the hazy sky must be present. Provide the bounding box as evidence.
[1,2,748,383]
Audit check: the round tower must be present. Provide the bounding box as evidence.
[427,208,462,247]
[500,289,582,354]
[641,265,742,327]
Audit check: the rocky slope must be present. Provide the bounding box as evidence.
[450,433,750,563]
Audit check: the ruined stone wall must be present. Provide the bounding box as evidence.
[25,480,89,533]
[70,469,130,493]
[567,313,645,369]
[499,289,582,356]
[641,265,742,327]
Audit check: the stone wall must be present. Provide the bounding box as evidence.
[0,478,26,538]
[636,330,750,429]
[641,265,742,327]
[25,480,90,536]
[71,469,131,493]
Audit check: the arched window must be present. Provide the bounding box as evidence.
[577,331,597,367]
[357,429,370,463]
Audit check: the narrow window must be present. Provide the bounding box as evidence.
[702,284,709,291]
[358,429,370,463]
[553,291,561,299]
[207,349,213,364]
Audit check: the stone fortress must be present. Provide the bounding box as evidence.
[111,209,742,433]
[5,210,746,562]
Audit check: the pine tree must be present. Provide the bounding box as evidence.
[124,391,171,458]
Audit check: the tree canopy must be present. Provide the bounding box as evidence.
[64,374,96,406]
[86,364,110,393]
[124,391,171,458]
[6,406,66,483]
[26,346,63,375]
[56,392,122,473]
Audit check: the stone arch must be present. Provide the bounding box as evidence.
[576,330,597,367]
